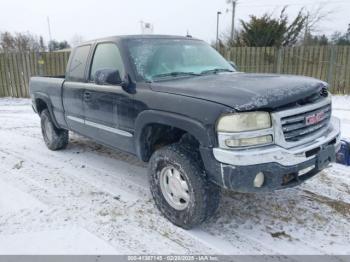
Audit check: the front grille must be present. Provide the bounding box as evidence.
[320,87,329,98]
[276,87,329,110]
[281,104,331,142]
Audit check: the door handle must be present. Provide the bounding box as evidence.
[84,91,91,101]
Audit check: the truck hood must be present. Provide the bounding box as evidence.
[150,73,327,111]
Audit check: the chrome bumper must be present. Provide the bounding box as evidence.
[213,117,341,166]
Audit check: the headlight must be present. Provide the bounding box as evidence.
[217,112,271,132]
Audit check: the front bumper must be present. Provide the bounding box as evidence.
[213,117,341,167]
[201,117,341,193]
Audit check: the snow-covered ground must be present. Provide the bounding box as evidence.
[0,96,349,255]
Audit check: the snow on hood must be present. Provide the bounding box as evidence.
[150,72,328,111]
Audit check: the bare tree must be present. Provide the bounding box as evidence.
[331,24,350,45]
[14,32,40,51]
[303,4,335,45]
[0,31,70,52]
[0,32,15,51]
[0,31,41,52]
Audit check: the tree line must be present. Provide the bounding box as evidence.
[221,6,350,48]
[0,31,71,52]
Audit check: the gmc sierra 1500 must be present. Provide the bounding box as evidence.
[30,35,341,229]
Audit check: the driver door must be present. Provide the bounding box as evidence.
[83,42,134,153]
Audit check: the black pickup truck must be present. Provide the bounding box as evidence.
[30,35,341,229]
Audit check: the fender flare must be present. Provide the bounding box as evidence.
[33,92,60,128]
[134,110,214,161]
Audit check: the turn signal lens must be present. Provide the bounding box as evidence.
[225,135,273,147]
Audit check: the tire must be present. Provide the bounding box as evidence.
[148,143,221,229]
[179,141,222,220]
[40,109,69,151]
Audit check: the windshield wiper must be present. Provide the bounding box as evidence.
[200,68,234,75]
[152,71,200,79]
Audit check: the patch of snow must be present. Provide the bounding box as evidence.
[0,179,46,213]
[0,228,118,255]
[0,96,349,255]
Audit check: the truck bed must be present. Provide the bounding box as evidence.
[29,76,66,127]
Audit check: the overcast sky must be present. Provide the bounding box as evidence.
[0,0,349,45]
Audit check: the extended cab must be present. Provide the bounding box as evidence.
[30,35,341,229]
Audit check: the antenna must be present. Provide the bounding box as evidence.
[47,16,52,43]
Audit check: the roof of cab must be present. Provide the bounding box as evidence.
[75,34,201,46]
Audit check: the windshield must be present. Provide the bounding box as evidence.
[126,38,234,81]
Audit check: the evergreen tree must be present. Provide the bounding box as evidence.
[234,7,306,47]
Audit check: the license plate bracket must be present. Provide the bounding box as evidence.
[316,145,335,170]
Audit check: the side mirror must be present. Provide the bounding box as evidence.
[228,61,238,71]
[94,69,122,85]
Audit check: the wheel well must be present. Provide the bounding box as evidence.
[35,98,48,114]
[139,123,200,162]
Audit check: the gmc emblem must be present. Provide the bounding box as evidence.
[305,111,325,125]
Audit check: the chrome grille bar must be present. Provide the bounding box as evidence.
[281,103,331,142]
[271,96,332,149]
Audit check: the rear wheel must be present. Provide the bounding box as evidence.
[148,143,221,229]
[40,109,69,150]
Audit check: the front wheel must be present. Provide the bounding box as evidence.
[40,109,69,151]
[148,144,221,229]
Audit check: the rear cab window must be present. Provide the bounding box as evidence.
[67,45,91,81]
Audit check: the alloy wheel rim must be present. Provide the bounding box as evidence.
[159,166,190,210]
